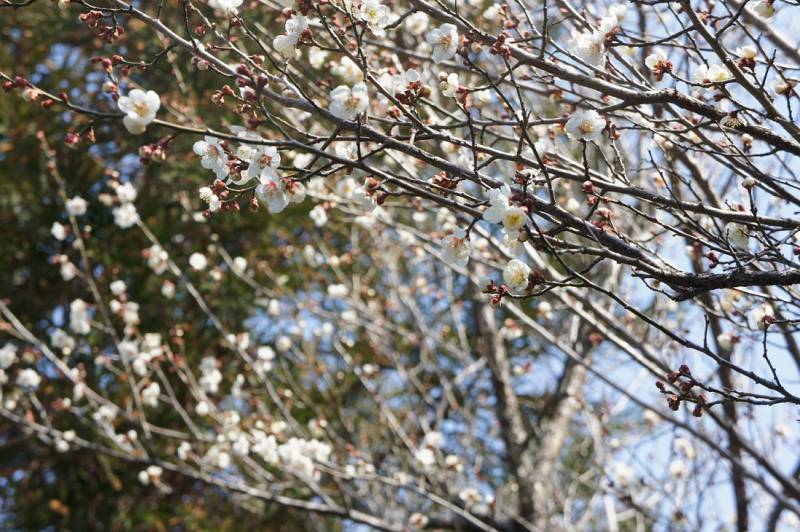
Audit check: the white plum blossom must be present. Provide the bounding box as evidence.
[70,298,91,335]
[404,11,429,35]
[142,382,160,407]
[355,0,391,36]
[565,110,605,142]
[329,82,369,121]
[774,78,797,95]
[0,343,17,369]
[723,222,749,249]
[751,0,775,18]
[199,356,222,394]
[66,196,88,216]
[426,23,459,64]
[189,252,208,271]
[50,329,75,352]
[332,56,364,84]
[277,437,331,479]
[208,0,243,16]
[51,221,67,240]
[414,447,436,469]
[255,178,290,214]
[116,182,137,203]
[110,280,127,296]
[113,202,140,229]
[439,72,460,98]
[502,206,527,233]
[736,46,757,60]
[255,346,275,375]
[503,259,531,295]
[440,228,470,267]
[645,49,667,71]
[753,303,775,330]
[245,145,281,182]
[16,368,41,390]
[483,185,512,224]
[409,513,429,529]
[694,64,733,85]
[273,15,309,59]
[310,204,328,227]
[570,18,614,68]
[423,430,444,449]
[193,136,229,180]
[351,185,377,212]
[147,244,169,275]
[117,89,160,134]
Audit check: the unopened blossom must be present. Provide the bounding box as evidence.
[565,110,605,142]
[329,82,369,121]
[51,221,67,240]
[117,89,160,134]
[355,0,391,36]
[426,23,459,64]
[66,196,87,216]
[440,228,470,267]
[17,368,41,390]
[439,72,459,98]
[113,202,140,229]
[503,259,531,295]
[404,11,429,35]
[193,136,229,180]
[189,252,208,271]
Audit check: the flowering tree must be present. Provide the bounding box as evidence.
[1,0,800,529]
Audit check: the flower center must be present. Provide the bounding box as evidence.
[132,101,150,117]
[579,120,595,134]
